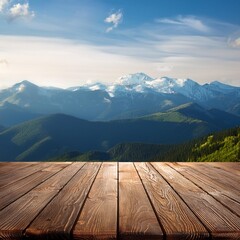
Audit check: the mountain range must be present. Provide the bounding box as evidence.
[0,73,239,161]
[0,73,239,126]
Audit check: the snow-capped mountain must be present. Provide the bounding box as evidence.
[67,73,238,102]
[0,73,239,124]
[118,72,153,85]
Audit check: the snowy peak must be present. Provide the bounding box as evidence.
[69,82,107,92]
[145,77,190,93]
[109,74,199,96]
[118,73,153,85]
[159,77,189,87]
[13,80,37,88]
[12,80,38,93]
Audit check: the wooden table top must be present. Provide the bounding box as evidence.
[0,162,239,239]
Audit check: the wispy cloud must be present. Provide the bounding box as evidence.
[157,16,210,33]
[0,1,35,21]
[104,10,123,32]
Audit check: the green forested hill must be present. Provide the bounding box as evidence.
[47,127,240,162]
[48,143,172,162]
[152,127,240,162]
[0,103,239,161]
[108,143,171,162]
[189,128,240,162]
[0,112,214,161]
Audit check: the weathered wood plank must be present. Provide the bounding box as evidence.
[207,162,240,176]
[179,162,240,192]
[0,162,9,166]
[151,163,240,239]
[26,162,101,240]
[0,163,69,211]
[0,162,239,240]
[0,162,85,240]
[213,162,240,171]
[0,162,36,173]
[119,162,163,240]
[0,162,59,188]
[135,162,209,239]
[73,162,117,240]
[0,162,36,176]
[169,163,240,217]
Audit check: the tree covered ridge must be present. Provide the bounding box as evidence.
[153,127,240,162]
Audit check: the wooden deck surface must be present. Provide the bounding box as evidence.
[0,162,239,239]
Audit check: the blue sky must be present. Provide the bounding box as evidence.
[0,0,240,88]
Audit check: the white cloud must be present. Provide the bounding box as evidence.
[9,3,35,20]
[157,16,210,33]
[0,1,35,20]
[0,0,8,12]
[105,10,123,32]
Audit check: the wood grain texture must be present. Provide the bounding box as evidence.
[0,162,85,240]
[119,163,163,240]
[0,162,239,240]
[0,162,36,174]
[26,162,101,240]
[177,162,240,202]
[0,163,68,211]
[207,162,240,176]
[0,162,50,188]
[0,162,71,188]
[135,162,209,239]
[169,163,240,217]
[151,163,240,239]
[179,162,240,193]
[73,162,117,240]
